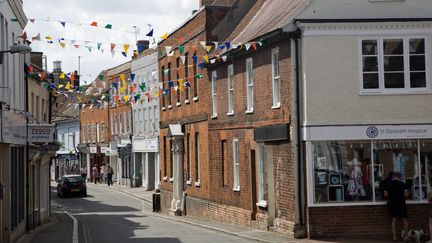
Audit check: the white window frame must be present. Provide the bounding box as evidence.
[119,114,123,134]
[195,132,201,186]
[123,111,127,134]
[359,36,430,94]
[227,64,234,115]
[143,108,147,132]
[96,123,100,143]
[257,143,267,207]
[211,71,217,118]
[153,105,158,131]
[246,58,254,113]
[87,125,91,143]
[233,138,240,191]
[110,114,114,135]
[148,107,153,131]
[271,47,281,108]
[101,123,105,142]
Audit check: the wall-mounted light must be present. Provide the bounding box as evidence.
[0,44,32,64]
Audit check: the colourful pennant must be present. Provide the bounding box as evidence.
[105,24,112,29]
[123,44,130,53]
[90,21,97,27]
[146,29,153,37]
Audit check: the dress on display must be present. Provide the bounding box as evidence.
[393,153,408,181]
[347,160,366,198]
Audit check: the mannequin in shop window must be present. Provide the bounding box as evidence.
[347,158,366,200]
[361,158,372,200]
[393,151,408,181]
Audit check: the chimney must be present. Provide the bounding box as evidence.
[53,60,62,73]
[199,0,214,7]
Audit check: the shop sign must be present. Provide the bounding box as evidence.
[304,124,432,141]
[100,146,108,154]
[89,146,97,154]
[28,124,55,143]
[146,138,159,151]
[1,110,26,145]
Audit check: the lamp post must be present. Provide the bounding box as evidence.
[0,44,32,64]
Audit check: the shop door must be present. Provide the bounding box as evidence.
[266,147,276,227]
[250,150,257,220]
[148,153,155,190]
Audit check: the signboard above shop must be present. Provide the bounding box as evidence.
[28,124,55,143]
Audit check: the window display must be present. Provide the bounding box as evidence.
[313,139,431,204]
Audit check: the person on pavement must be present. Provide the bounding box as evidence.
[384,172,409,242]
[100,163,106,184]
[92,166,99,184]
[107,165,114,186]
[80,167,87,180]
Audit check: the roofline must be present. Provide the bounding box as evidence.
[295,18,432,24]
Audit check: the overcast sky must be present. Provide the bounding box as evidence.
[23,0,200,84]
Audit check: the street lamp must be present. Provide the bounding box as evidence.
[0,44,32,64]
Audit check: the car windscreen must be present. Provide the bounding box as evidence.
[65,177,84,183]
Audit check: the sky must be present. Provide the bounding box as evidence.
[23,0,200,84]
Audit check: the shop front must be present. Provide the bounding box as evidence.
[304,124,432,239]
[132,137,159,190]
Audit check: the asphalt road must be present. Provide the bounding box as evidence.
[30,185,256,243]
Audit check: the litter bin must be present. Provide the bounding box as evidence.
[152,189,161,212]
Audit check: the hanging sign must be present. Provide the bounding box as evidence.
[28,124,55,143]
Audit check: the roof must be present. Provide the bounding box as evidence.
[52,103,79,123]
[231,0,308,43]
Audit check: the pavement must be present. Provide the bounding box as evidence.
[87,183,397,243]
[16,181,399,243]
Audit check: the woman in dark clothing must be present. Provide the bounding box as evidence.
[384,172,409,242]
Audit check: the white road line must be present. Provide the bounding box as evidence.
[61,208,79,243]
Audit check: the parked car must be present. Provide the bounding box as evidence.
[57,175,87,197]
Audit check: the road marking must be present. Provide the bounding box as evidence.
[61,207,79,243]
[72,211,142,216]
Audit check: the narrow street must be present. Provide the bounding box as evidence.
[30,185,255,243]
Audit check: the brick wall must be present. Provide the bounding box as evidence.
[307,204,431,239]
[80,105,109,143]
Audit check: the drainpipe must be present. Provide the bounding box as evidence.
[24,62,31,231]
[291,28,306,237]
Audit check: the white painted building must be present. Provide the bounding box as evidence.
[0,1,28,242]
[131,48,160,190]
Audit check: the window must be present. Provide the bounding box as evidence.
[92,125,96,143]
[185,53,190,102]
[271,47,281,108]
[143,108,147,132]
[133,110,138,132]
[68,134,75,149]
[101,123,105,142]
[176,57,181,105]
[96,123,100,142]
[312,139,432,204]
[187,133,192,181]
[163,136,167,177]
[87,125,91,143]
[258,143,267,204]
[149,107,153,131]
[128,111,132,133]
[119,113,123,134]
[61,133,65,145]
[153,105,158,131]
[221,140,228,187]
[233,138,240,191]
[123,111,127,133]
[115,115,119,135]
[246,58,254,112]
[138,109,142,133]
[361,37,428,92]
[161,66,166,109]
[193,53,199,100]
[227,64,234,115]
[211,71,217,117]
[168,62,172,108]
[110,114,114,135]
[195,132,200,183]
[170,139,173,179]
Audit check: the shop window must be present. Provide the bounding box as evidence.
[312,139,431,204]
[360,37,428,93]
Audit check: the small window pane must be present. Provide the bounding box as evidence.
[384,56,404,71]
[384,73,405,88]
[383,39,403,55]
[362,40,377,55]
[410,72,426,88]
[410,56,425,71]
[363,57,378,72]
[409,39,425,54]
[363,74,379,89]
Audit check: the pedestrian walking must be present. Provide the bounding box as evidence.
[92,166,99,184]
[100,164,106,184]
[107,164,114,186]
[384,172,409,242]
[73,164,80,175]
[80,167,87,180]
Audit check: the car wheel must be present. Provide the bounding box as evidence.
[82,191,87,197]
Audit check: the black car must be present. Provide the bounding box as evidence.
[57,175,87,197]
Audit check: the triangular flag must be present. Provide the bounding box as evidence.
[146,29,153,37]
[218,45,226,50]
[245,43,251,51]
[59,21,66,27]
[70,72,75,81]
[90,21,97,27]
[168,81,174,88]
[139,83,146,91]
[111,43,116,52]
[122,52,127,57]
[213,42,218,48]
[167,51,174,57]
[59,72,65,79]
[123,44,130,53]
[86,46,92,52]
[120,87,125,93]
[105,24,112,29]
[199,62,205,70]
[97,43,102,50]
[205,46,213,52]
[59,42,66,48]
[129,85,135,93]
[192,55,198,64]
[200,41,207,50]
[180,56,186,64]
[40,72,46,80]
[29,19,35,23]
[45,36,53,40]
[202,55,209,63]
[232,43,240,49]
[185,81,191,87]
[154,91,159,97]
[251,42,257,51]
[178,79,184,91]
[257,39,264,46]
[70,40,76,45]
[130,73,135,81]
[74,44,80,49]
[65,82,70,90]
[47,41,53,44]
[165,46,172,55]
[32,33,41,41]
[137,45,145,53]
[120,74,126,82]
[160,32,169,39]
[178,36,184,42]
[21,31,27,40]
[221,55,228,62]
[178,45,185,55]
[124,95,129,102]
[98,74,104,80]
[210,59,216,64]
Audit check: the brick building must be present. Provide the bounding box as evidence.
[78,72,110,182]
[106,62,133,185]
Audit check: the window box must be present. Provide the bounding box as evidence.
[194,181,200,187]
[256,201,267,208]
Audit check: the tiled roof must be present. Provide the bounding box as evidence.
[231,0,308,43]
